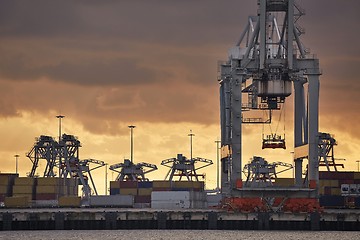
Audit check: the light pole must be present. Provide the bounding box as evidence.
[56,115,65,178]
[105,163,108,195]
[356,160,360,172]
[215,140,221,191]
[56,115,65,142]
[14,154,20,175]
[188,130,195,160]
[128,125,136,163]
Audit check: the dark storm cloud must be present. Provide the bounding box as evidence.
[0,53,162,86]
[0,0,359,135]
[0,0,255,45]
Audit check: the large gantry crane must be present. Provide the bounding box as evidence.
[219,0,321,210]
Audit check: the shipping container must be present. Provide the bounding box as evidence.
[274,178,294,187]
[35,193,58,200]
[319,195,344,207]
[171,181,205,190]
[138,181,153,188]
[4,196,31,208]
[33,200,58,208]
[14,177,35,186]
[354,172,360,180]
[0,173,18,185]
[330,187,341,196]
[138,188,152,196]
[110,181,120,189]
[152,187,171,191]
[89,195,134,207]
[206,193,222,207]
[355,197,360,207]
[323,186,332,195]
[0,194,6,202]
[119,188,137,195]
[152,180,171,188]
[13,185,33,194]
[0,185,8,194]
[151,191,206,209]
[319,171,355,180]
[110,188,120,195]
[119,181,138,188]
[37,177,62,186]
[58,196,81,207]
[36,185,62,194]
[134,203,151,208]
[319,180,339,187]
[134,195,151,203]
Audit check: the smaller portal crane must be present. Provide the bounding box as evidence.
[161,153,213,181]
[109,159,157,181]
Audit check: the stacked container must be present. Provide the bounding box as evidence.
[151,181,206,209]
[0,173,18,202]
[319,171,358,208]
[5,177,35,207]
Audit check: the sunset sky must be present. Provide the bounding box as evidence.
[0,0,359,193]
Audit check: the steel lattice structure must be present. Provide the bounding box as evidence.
[219,0,321,195]
[161,154,213,181]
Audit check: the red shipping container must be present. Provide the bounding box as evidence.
[135,195,151,203]
[119,181,138,188]
[36,193,58,200]
[339,179,354,185]
[324,186,332,195]
[152,187,171,191]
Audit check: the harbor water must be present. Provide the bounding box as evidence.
[0,230,359,240]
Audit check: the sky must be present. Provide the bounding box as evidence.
[0,0,360,193]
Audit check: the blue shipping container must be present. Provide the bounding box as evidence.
[138,181,153,188]
[320,195,344,207]
[355,197,360,207]
[110,188,120,195]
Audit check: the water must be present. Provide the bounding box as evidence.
[0,230,359,240]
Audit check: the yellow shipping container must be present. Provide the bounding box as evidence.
[0,185,8,194]
[331,187,341,196]
[36,185,61,194]
[58,196,81,207]
[0,176,9,185]
[14,177,34,186]
[354,172,360,180]
[153,180,171,188]
[138,188,152,196]
[110,181,120,189]
[172,181,205,189]
[319,186,325,195]
[120,188,138,195]
[319,180,339,187]
[37,177,62,186]
[4,196,31,208]
[13,185,33,194]
[274,178,294,187]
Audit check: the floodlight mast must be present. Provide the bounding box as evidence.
[219,0,321,195]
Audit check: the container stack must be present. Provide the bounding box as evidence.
[109,181,151,208]
[36,177,78,207]
[5,177,35,207]
[109,180,206,208]
[151,181,206,209]
[0,173,18,202]
[319,171,360,208]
